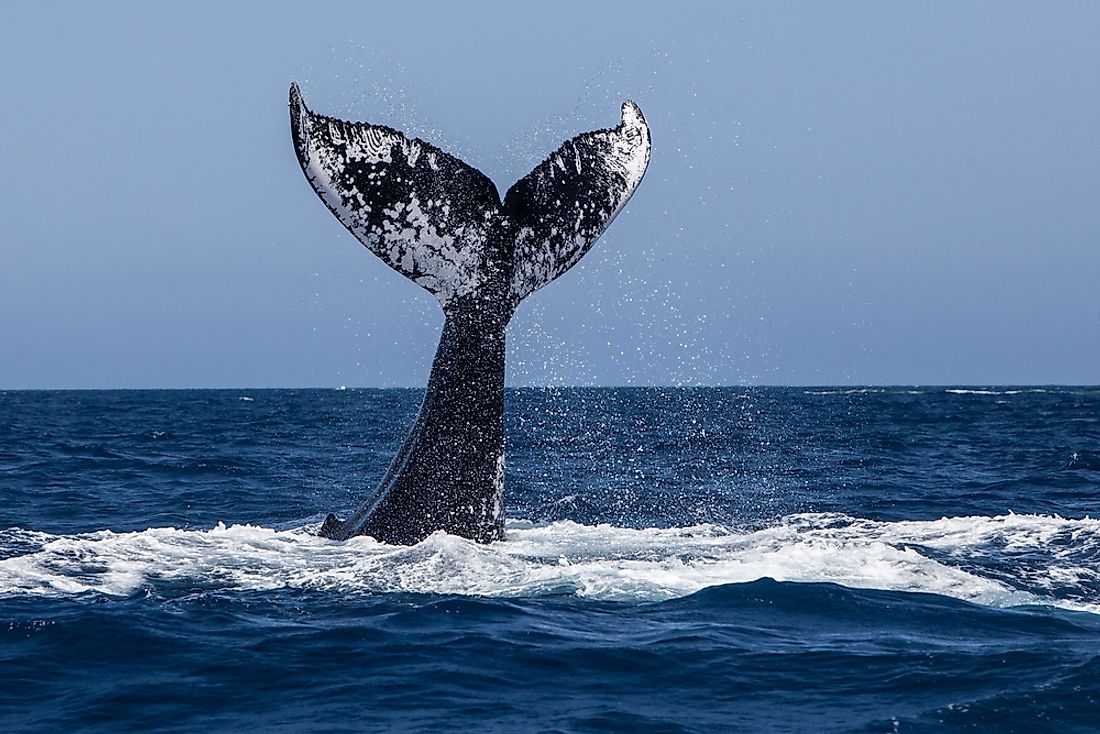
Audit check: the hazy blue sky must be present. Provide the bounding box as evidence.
[2,2,1098,388]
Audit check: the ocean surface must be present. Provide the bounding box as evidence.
[1,387,1099,733]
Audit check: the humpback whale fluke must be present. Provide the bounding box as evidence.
[289,82,650,544]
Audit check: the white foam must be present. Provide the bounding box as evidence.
[1,514,1097,613]
[943,388,1050,396]
[802,388,1056,398]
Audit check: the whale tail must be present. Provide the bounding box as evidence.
[289,83,650,544]
[289,83,650,313]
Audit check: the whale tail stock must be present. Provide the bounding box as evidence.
[289,83,650,543]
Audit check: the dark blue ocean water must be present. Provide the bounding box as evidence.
[2,387,1099,733]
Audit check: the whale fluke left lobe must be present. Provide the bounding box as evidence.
[290,83,503,310]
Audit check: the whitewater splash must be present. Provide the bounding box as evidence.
[802,388,1058,396]
[1,514,1098,612]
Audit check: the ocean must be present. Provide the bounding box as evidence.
[1,387,1098,732]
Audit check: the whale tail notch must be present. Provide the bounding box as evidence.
[290,83,650,313]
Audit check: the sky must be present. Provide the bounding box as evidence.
[2,2,1098,388]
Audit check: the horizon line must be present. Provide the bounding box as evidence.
[2,383,1098,392]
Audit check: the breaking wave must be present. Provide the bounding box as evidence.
[2,513,1097,613]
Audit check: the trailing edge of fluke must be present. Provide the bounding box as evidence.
[289,82,650,544]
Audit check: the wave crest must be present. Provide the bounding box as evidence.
[1,513,1098,612]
